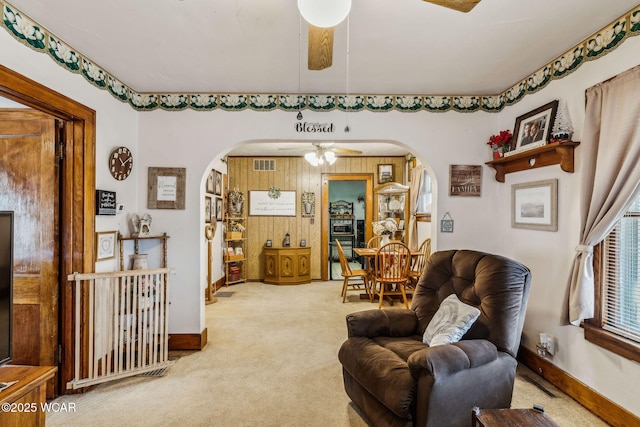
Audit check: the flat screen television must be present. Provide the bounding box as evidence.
[0,211,13,366]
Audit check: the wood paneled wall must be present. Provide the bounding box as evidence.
[227,156,405,280]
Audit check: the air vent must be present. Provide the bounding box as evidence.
[253,159,276,171]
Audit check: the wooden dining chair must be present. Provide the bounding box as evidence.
[367,235,384,249]
[373,241,412,309]
[408,238,431,289]
[335,240,371,303]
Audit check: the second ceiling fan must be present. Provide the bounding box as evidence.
[299,0,482,70]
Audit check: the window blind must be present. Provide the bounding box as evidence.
[603,198,640,344]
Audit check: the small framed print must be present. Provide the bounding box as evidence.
[215,171,223,195]
[206,170,215,194]
[512,179,558,231]
[265,239,273,247]
[378,164,394,184]
[95,230,117,261]
[215,197,223,221]
[148,167,186,209]
[205,195,212,223]
[300,239,307,247]
[449,165,482,197]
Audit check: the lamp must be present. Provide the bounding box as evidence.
[297,0,352,28]
[304,148,336,166]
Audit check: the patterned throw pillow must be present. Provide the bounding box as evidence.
[423,294,481,346]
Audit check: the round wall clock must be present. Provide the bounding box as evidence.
[109,146,133,180]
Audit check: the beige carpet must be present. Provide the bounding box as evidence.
[47,281,607,427]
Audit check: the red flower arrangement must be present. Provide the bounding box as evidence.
[487,129,513,150]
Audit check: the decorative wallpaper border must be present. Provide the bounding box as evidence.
[2,1,640,113]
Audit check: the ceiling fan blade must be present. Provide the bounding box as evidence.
[422,0,481,13]
[308,25,334,70]
[332,148,362,155]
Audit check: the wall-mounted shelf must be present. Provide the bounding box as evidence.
[485,141,580,182]
[118,233,170,271]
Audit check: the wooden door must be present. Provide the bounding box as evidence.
[0,109,60,396]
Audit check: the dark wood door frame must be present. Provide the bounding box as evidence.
[321,173,374,281]
[0,64,96,394]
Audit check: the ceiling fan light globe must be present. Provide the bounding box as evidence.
[324,151,336,163]
[297,0,352,28]
[304,152,319,166]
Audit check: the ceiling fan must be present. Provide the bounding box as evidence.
[279,142,363,165]
[299,0,482,70]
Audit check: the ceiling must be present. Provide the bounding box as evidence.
[4,0,637,157]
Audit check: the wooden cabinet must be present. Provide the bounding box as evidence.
[0,365,57,427]
[485,141,580,182]
[263,247,311,285]
[374,182,409,243]
[225,216,246,285]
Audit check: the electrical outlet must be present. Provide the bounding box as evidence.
[546,335,556,355]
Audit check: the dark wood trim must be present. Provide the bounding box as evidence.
[518,346,640,427]
[0,64,96,395]
[169,329,208,351]
[583,324,640,363]
[586,233,640,362]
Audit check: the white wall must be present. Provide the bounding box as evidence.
[496,37,640,415]
[0,29,139,276]
[3,19,640,417]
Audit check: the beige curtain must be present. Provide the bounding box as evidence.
[568,64,640,325]
[407,164,424,250]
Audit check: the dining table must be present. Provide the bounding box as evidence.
[352,246,421,303]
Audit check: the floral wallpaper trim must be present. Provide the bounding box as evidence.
[2,2,640,113]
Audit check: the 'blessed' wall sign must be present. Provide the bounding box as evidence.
[295,122,335,133]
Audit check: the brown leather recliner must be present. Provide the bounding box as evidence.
[338,250,531,427]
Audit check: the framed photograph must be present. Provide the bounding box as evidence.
[95,230,117,261]
[215,197,223,221]
[378,164,394,183]
[206,170,215,194]
[205,195,212,223]
[249,190,296,216]
[449,165,482,197]
[512,179,558,231]
[512,100,558,153]
[148,167,186,209]
[300,239,307,247]
[265,239,273,247]
[215,171,223,195]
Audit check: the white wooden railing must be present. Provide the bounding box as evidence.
[67,268,173,389]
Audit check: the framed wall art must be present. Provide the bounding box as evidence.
[95,230,117,261]
[511,179,558,231]
[512,100,558,153]
[205,195,212,223]
[215,170,223,195]
[249,190,296,216]
[449,165,482,196]
[206,169,215,194]
[378,164,394,183]
[148,167,186,209]
[215,197,223,221]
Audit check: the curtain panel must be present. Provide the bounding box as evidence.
[568,64,640,325]
[408,164,424,250]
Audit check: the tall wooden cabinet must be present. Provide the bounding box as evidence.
[224,215,246,285]
[374,182,410,243]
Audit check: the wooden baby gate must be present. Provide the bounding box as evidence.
[67,268,173,389]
